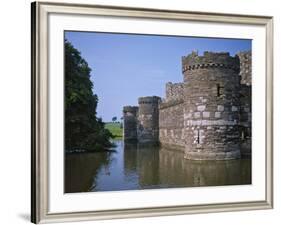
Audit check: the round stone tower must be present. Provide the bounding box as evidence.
[182,51,241,160]
[123,106,139,142]
[137,96,161,144]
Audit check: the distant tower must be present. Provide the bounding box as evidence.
[182,51,241,160]
[123,106,139,142]
[137,96,161,144]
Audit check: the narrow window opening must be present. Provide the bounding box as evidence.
[241,130,245,140]
[216,84,224,97]
[197,130,200,144]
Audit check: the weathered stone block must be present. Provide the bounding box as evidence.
[231,106,238,111]
[197,105,206,111]
[215,112,221,118]
[184,113,192,119]
[203,111,210,118]
[194,112,201,118]
[217,105,224,111]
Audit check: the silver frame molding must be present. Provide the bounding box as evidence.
[31,1,274,224]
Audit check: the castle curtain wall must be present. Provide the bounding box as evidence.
[159,100,185,151]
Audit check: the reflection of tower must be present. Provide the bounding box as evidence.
[136,144,159,187]
[158,148,250,187]
[123,142,138,176]
[137,96,161,144]
[182,51,241,160]
[123,106,138,142]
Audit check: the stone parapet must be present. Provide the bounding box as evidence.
[165,82,184,102]
[182,51,240,73]
[123,106,139,113]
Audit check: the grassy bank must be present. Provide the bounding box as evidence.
[105,122,123,140]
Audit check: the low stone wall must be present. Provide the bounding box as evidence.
[159,100,185,151]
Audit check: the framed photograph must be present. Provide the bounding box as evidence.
[31,1,273,223]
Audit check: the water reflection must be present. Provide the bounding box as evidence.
[65,140,251,193]
[158,148,251,187]
[64,152,111,193]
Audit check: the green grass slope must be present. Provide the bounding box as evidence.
[105,122,123,140]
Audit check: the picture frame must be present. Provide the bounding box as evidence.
[31,1,273,224]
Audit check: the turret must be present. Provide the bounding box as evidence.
[137,96,161,144]
[123,106,139,142]
[182,51,241,160]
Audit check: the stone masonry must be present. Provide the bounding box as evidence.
[237,51,252,157]
[137,96,161,144]
[123,106,139,142]
[182,52,241,160]
[237,51,252,86]
[123,51,252,160]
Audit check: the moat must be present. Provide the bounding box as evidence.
[65,140,251,193]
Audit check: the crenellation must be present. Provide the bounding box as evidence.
[182,51,240,74]
[165,82,184,102]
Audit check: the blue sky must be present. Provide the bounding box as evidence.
[65,31,251,122]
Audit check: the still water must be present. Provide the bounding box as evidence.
[65,140,251,193]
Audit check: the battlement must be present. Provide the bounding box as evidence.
[182,51,240,73]
[138,96,161,105]
[165,82,184,102]
[123,106,139,113]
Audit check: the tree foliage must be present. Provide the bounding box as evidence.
[65,39,113,152]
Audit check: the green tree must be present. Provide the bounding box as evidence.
[112,116,117,123]
[65,39,113,152]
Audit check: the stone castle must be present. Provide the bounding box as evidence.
[123,51,251,160]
